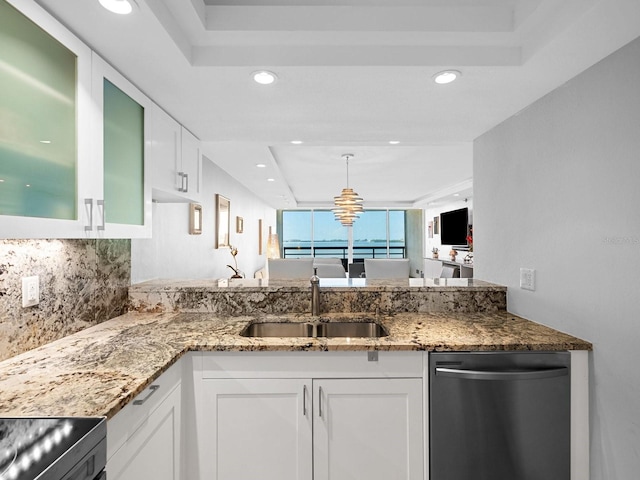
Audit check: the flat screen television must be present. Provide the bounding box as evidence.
[440,207,469,246]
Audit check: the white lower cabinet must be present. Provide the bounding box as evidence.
[104,351,587,480]
[201,379,312,480]
[313,378,423,480]
[196,352,425,480]
[107,362,182,480]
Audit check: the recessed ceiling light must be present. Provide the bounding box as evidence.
[389,141,400,145]
[291,140,303,145]
[252,71,277,85]
[267,178,275,182]
[256,163,266,168]
[39,140,51,144]
[98,0,138,15]
[433,70,461,85]
[453,193,460,197]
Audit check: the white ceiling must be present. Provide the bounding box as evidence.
[34,0,640,209]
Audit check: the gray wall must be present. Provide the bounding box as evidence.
[474,37,640,479]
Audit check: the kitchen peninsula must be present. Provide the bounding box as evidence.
[0,277,592,418]
[127,277,508,315]
[0,279,591,480]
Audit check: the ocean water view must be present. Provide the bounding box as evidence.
[281,210,407,258]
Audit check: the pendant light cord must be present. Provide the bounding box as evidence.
[345,155,350,188]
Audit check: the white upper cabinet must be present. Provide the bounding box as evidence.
[90,52,152,238]
[180,126,202,200]
[149,104,201,203]
[0,0,92,238]
[0,1,152,238]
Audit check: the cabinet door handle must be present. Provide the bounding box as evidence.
[177,172,185,192]
[184,173,189,193]
[318,386,323,418]
[435,366,569,381]
[97,200,105,231]
[133,384,160,405]
[303,384,307,416]
[84,199,93,231]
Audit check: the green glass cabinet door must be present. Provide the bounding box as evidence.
[103,79,144,226]
[0,0,77,220]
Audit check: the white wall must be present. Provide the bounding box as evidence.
[474,36,640,479]
[131,158,276,283]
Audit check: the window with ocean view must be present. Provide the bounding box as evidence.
[281,210,406,259]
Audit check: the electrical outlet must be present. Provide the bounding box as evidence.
[22,276,40,307]
[520,268,535,291]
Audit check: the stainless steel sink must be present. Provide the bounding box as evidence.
[316,321,388,338]
[240,320,388,338]
[241,322,314,337]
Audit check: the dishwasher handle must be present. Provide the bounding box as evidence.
[435,366,568,381]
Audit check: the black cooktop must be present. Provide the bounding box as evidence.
[0,417,105,480]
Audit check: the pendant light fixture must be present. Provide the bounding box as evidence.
[333,154,364,226]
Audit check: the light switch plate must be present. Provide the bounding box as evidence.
[22,276,40,307]
[520,268,535,291]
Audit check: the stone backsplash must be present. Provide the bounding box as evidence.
[0,239,130,361]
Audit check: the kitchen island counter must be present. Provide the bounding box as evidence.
[0,309,591,419]
[128,277,508,315]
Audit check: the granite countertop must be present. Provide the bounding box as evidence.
[0,310,591,419]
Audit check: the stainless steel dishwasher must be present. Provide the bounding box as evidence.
[429,351,571,480]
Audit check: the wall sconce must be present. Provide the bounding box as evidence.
[189,203,202,235]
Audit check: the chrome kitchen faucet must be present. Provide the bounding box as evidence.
[310,268,320,316]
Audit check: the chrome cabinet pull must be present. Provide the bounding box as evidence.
[318,386,323,418]
[84,199,93,231]
[97,200,105,231]
[303,384,307,416]
[177,172,185,192]
[184,173,189,192]
[133,384,160,405]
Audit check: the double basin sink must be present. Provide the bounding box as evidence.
[241,319,388,338]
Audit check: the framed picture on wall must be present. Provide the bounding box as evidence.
[433,216,439,234]
[428,220,433,238]
[236,216,244,234]
[215,194,230,248]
